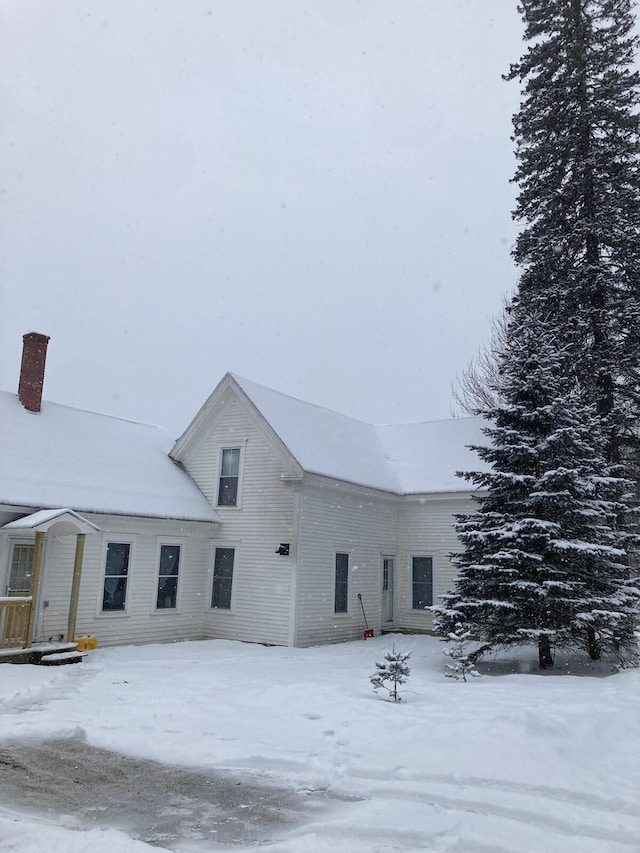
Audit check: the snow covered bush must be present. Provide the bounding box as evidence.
[443,623,481,682]
[370,646,411,702]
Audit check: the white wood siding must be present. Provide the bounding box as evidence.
[295,477,399,646]
[35,515,214,647]
[395,495,475,632]
[182,394,298,646]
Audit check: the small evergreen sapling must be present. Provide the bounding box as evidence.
[443,623,481,682]
[370,646,411,702]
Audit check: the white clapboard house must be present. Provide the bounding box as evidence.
[0,333,487,654]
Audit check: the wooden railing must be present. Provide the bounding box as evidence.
[0,597,33,649]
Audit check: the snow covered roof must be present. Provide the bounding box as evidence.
[1,508,100,535]
[232,375,402,492]
[0,392,217,522]
[376,419,490,494]
[231,375,490,494]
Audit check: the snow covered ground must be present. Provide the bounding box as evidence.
[0,634,638,852]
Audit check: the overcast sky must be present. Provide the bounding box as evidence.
[1,2,548,437]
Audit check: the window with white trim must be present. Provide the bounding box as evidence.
[211,547,235,609]
[217,448,241,506]
[102,542,130,612]
[411,556,433,610]
[156,544,181,609]
[334,552,349,613]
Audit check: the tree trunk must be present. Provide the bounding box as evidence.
[538,636,554,669]
[587,627,601,660]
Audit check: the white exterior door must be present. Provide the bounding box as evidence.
[6,539,46,640]
[381,556,394,624]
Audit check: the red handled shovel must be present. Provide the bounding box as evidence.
[358,593,375,639]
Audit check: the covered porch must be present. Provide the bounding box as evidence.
[0,509,99,661]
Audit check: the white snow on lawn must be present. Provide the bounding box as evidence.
[0,635,639,852]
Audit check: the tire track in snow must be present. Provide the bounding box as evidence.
[354,766,640,818]
[225,755,640,850]
[360,780,640,849]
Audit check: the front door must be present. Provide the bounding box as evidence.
[381,556,394,624]
[6,540,46,640]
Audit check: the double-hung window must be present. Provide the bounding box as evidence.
[211,547,235,609]
[156,545,181,609]
[217,448,241,506]
[334,552,349,614]
[102,542,130,612]
[411,556,433,610]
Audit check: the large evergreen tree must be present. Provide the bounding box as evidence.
[507,0,640,466]
[435,312,639,667]
[456,1,640,452]
[437,0,640,668]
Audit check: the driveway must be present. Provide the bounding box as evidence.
[0,737,340,848]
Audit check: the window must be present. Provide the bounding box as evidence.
[156,545,180,609]
[217,448,241,506]
[7,543,34,596]
[211,547,235,609]
[334,552,349,613]
[412,556,433,610]
[382,558,391,592]
[102,542,130,612]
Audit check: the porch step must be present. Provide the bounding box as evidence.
[0,642,79,665]
[32,642,78,655]
[38,651,84,666]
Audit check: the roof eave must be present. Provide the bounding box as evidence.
[0,499,219,524]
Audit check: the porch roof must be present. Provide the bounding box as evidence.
[1,509,100,536]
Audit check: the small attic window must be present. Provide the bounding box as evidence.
[217,447,242,506]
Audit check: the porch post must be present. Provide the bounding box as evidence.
[24,531,45,649]
[66,533,86,643]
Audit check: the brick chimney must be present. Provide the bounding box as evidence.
[18,332,50,413]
